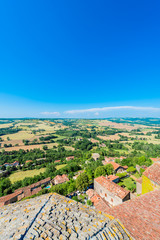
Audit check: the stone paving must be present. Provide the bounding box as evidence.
[0,193,133,240]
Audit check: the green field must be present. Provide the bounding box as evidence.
[9,164,67,183]
[9,168,46,183]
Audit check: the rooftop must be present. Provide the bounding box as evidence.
[107,189,160,240]
[0,193,132,240]
[143,162,160,185]
[107,175,119,182]
[0,190,23,203]
[107,162,122,170]
[52,174,69,185]
[95,176,130,199]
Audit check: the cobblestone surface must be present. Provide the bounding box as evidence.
[0,193,133,240]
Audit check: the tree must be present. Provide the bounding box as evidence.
[94,166,106,178]
[43,145,48,150]
[76,173,89,191]
[104,164,114,175]
[0,178,12,196]
[68,182,76,194]
[45,163,56,176]
[127,167,136,173]
[87,200,92,206]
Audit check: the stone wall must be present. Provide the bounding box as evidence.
[94,180,123,206]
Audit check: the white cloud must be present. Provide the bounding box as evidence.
[65,106,160,114]
[40,112,60,116]
[94,112,99,116]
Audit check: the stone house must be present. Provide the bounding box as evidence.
[12,161,19,167]
[0,190,24,207]
[106,162,128,174]
[107,175,120,183]
[14,177,51,198]
[51,174,69,185]
[142,162,160,194]
[136,177,142,194]
[94,176,130,206]
[92,153,100,161]
[66,156,74,161]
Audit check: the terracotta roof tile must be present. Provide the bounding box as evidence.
[143,162,160,185]
[52,174,69,184]
[95,176,130,199]
[107,175,119,182]
[0,190,23,203]
[107,162,121,170]
[107,189,160,240]
[90,192,111,212]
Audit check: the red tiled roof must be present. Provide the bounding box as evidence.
[143,162,160,185]
[66,156,74,161]
[0,190,23,203]
[55,160,61,163]
[150,157,160,162]
[25,160,33,163]
[107,175,119,182]
[123,165,128,169]
[53,174,69,184]
[86,189,95,198]
[95,176,130,199]
[15,177,51,192]
[107,162,121,170]
[90,192,111,212]
[107,189,160,240]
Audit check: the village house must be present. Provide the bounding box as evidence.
[150,157,160,163]
[73,170,84,180]
[4,163,13,168]
[86,189,111,212]
[14,177,51,198]
[12,161,19,167]
[25,160,33,164]
[0,190,24,207]
[104,156,126,163]
[136,177,142,194]
[141,162,160,194]
[94,176,130,206]
[107,175,120,183]
[0,177,51,207]
[54,160,61,163]
[99,143,106,147]
[92,153,100,161]
[104,156,117,162]
[66,156,74,161]
[136,164,147,174]
[51,174,69,185]
[104,162,128,174]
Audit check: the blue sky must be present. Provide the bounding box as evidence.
[0,0,160,118]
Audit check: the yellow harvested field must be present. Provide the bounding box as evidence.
[98,120,148,131]
[3,131,34,141]
[0,142,58,152]
[90,138,99,143]
[97,134,120,141]
[0,123,14,129]
[55,164,67,170]
[9,168,46,183]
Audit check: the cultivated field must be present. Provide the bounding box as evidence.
[9,168,46,183]
[98,120,148,130]
[97,134,120,141]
